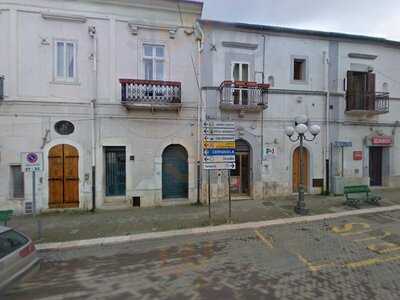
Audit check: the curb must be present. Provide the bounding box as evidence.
[36,205,400,251]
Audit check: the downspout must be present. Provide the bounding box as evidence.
[261,35,266,162]
[323,51,330,194]
[89,25,97,212]
[195,21,204,204]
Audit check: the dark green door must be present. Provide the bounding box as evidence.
[162,145,188,199]
[105,147,126,196]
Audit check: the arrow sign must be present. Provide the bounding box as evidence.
[203,141,235,149]
[203,162,236,170]
[203,128,235,135]
[204,135,235,142]
[204,149,235,156]
[203,155,235,163]
[203,121,235,129]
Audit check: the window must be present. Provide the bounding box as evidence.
[346,71,376,110]
[10,165,24,199]
[232,63,250,105]
[293,58,306,81]
[143,44,165,80]
[55,40,77,82]
[0,230,28,259]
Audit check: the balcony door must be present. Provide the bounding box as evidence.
[232,63,249,105]
[347,71,375,110]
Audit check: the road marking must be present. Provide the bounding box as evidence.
[255,229,274,249]
[331,223,370,236]
[354,231,392,243]
[367,242,400,254]
[295,254,335,272]
[345,254,400,269]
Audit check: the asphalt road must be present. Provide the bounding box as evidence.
[4,210,400,299]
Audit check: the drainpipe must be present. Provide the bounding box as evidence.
[261,35,266,162]
[89,25,97,212]
[323,51,330,194]
[195,21,204,205]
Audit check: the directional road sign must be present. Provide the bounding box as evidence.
[203,162,236,170]
[203,141,235,149]
[204,135,235,142]
[203,121,235,129]
[203,155,235,163]
[203,128,235,135]
[204,149,235,156]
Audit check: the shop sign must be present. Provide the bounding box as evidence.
[372,136,393,146]
[353,151,363,161]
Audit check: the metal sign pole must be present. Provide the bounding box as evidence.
[208,169,211,222]
[32,171,42,240]
[228,170,231,222]
[341,146,344,177]
[32,171,36,217]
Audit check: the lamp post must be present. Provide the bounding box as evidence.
[285,116,321,215]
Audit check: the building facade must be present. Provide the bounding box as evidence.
[0,0,203,214]
[199,20,400,201]
[1,1,400,215]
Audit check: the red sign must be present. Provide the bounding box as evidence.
[353,151,363,161]
[372,136,393,146]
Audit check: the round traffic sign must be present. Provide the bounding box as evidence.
[26,152,38,164]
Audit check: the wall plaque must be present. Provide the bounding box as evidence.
[55,120,74,135]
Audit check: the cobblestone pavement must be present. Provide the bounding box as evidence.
[4,210,400,299]
[9,188,400,243]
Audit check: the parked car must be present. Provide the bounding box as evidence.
[0,226,40,291]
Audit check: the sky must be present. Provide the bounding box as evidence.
[199,0,400,41]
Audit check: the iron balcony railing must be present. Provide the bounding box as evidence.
[0,76,4,100]
[346,92,389,114]
[220,80,269,107]
[120,79,181,104]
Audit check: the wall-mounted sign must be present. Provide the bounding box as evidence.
[264,146,278,159]
[334,141,352,147]
[372,136,393,146]
[55,120,75,135]
[353,151,363,161]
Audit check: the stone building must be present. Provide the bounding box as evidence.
[199,20,400,201]
[0,0,203,214]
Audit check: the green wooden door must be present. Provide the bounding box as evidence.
[162,145,188,199]
[105,147,126,196]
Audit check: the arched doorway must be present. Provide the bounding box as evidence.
[162,145,188,199]
[230,139,251,196]
[292,147,309,192]
[48,144,79,208]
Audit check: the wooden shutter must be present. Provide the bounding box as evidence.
[366,72,376,110]
[346,71,355,111]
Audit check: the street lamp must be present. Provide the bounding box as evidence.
[285,116,321,215]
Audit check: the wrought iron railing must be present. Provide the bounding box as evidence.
[120,79,181,104]
[346,91,389,113]
[220,81,269,107]
[0,76,4,100]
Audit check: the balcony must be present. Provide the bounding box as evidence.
[219,81,269,112]
[120,79,182,111]
[0,76,4,100]
[345,92,389,116]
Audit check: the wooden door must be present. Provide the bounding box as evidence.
[292,147,309,192]
[369,147,382,186]
[49,144,79,208]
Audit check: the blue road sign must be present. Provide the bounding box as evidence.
[204,149,235,156]
[334,141,352,147]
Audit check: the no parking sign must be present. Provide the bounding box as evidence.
[21,152,43,172]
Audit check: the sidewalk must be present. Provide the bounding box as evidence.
[9,189,400,243]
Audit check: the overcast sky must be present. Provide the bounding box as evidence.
[200,0,400,41]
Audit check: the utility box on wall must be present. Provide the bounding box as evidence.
[332,176,344,195]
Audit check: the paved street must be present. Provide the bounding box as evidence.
[9,188,400,243]
[4,210,400,299]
